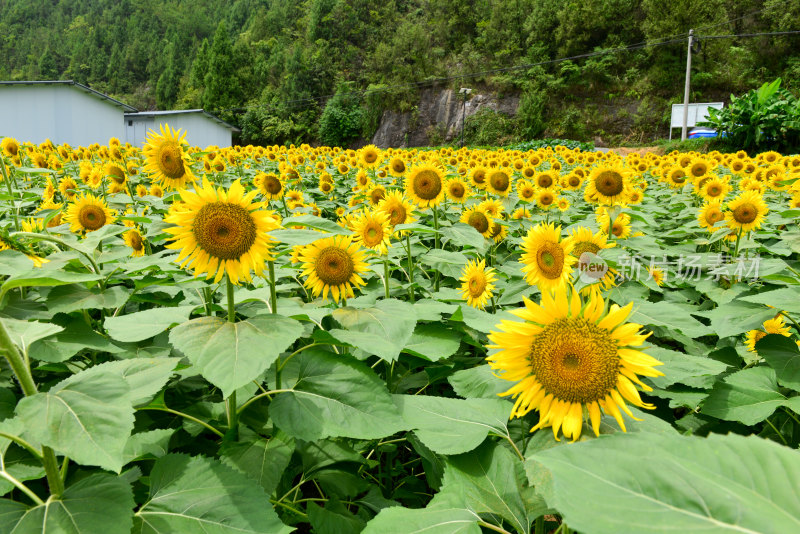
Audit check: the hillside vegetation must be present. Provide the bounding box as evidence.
[1,0,799,145]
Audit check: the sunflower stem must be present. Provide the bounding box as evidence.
[383,258,391,299]
[406,233,415,302]
[281,196,289,218]
[432,208,440,292]
[0,318,64,497]
[534,516,546,533]
[268,260,278,314]
[0,157,20,232]
[225,276,238,438]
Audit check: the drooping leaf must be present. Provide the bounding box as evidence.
[80,358,180,406]
[756,334,800,391]
[133,454,292,534]
[0,473,134,534]
[1,318,62,352]
[330,299,417,362]
[308,497,366,534]
[270,349,407,441]
[393,395,511,455]
[449,365,510,400]
[529,432,800,534]
[170,314,303,398]
[0,270,102,305]
[701,366,790,424]
[220,433,294,496]
[402,324,461,361]
[104,305,195,342]
[122,429,175,463]
[16,369,134,472]
[44,284,130,314]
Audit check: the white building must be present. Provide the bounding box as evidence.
[0,80,137,146]
[125,110,239,148]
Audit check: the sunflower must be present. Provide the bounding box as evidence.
[368,185,387,206]
[445,177,470,203]
[378,190,416,233]
[698,176,730,202]
[64,193,116,234]
[744,315,792,353]
[535,189,556,210]
[597,211,632,239]
[405,164,445,208]
[535,170,558,189]
[351,209,392,255]
[164,179,280,285]
[1,137,20,159]
[460,206,494,238]
[470,166,489,190]
[647,267,665,287]
[725,190,768,233]
[149,184,164,198]
[388,156,407,177]
[123,228,146,257]
[478,199,503,218]
[59,177,79,200]
[563,172,583,190]
[687,157,711,178]
[486,168,513,197]
[299,235,369,302]
[520,223,576,293]
[487,287,663,441]
[489,221,508,243]
[512,207,531,220]
[697,201,725,233]
[142,124,197,190]
[359,145,381,168]
[459,258,497,310]
[556,197,571,212]
[584,165,630,205]
[666,167,689,188]
[0,233,48,267]
[517,180,536,201]
[104,162,127,186]
[255,173,284,200]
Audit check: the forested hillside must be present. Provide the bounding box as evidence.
[1,0,798,145]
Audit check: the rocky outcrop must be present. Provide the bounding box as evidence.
[371,87,519,148]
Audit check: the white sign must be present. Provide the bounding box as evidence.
[670,102,724,129]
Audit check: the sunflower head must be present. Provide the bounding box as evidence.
[460,258,497,310]
[585,166,630,205]
[520,223,577,293]
[460,206,493,238]
[725,190,768,233]
[164,179,280,285]
[142,124,197,190]
[486,168,512,196]
[352,208,392,255]
[123,228,146,257]
[64,193,116,234]
[359,145,381,168]
[405,164,445,207]
[445,178,470,203]
[377,190,416,234]
[488,287,663,441]
[1,137,20,158]
[299,235,369,302]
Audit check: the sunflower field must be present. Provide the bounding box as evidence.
[0,130,799,534]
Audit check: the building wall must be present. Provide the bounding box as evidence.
[0,84,126,146]
[126,113,233,148]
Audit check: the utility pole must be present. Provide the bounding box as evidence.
[459,87,472,147]
[681,29,694,141]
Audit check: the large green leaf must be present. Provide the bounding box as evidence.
[270,349,407,441]
[330,298,417,362]
[44,284,130,313]
[697,302,776,339]
[16,369,134,472]
[402,324,461,361]
[450,305,520,334]
[443,441,540,534]
[529,432,800,534]
[421,249,468,278]
[0,270,102,305]
[282,214,350,234]
[1,318,62,353]
[646,346,730,389]
[393,395,511,455]
[220,433,294,496]
[629,300,708,338]
[363,490,481,534]
[29,315,123,362]
[104,305,195,342]
[133,454,292,534]
[441,223,489,255]
[701,366,792,424]
[308,497,366,534]
[81,358,180,406]
[756,334,800,391]
[170,314,303,398]
[122,429,175,463]
[0,473,134,534]
[449,365,510,399]
[739,287,800,316]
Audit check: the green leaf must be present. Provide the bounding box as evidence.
[529,432,800,534]
[170,314,303,398]
[697,302,776,339]
[1,318,62,352]
[440,223,489,254]
[701,366,789,424]
[394,395,511,455]
[29,316,123,362]
[44,284,130,313]
[421,249,468,278]
[0,270,102,305]
[16,369,134,472]
[82,358,180,406]
[282,214,350,234]
[133,454,291,534]
[756,334,800,391]
[271,229,334,246]
[451,305,520,334]
[0,473,134,534]
[220,433,294,496]
[363,504,480,534]
[411,299,459,321]
[122,429,175,463]
[331,299,417,362]
[629,300,708,338]
[449,365,510,400]
[270,349,407,441]
[645,346,730,389]
[443,441,538,534]
[308,497,366,534]
[105,305,195,342]
[402,324,461,361]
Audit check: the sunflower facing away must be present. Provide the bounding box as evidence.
[64,192,116,234]
[123,228,146,257]
[460,258,497,310]
[299,235,369,302]
[143,124,197,190]
[165,179,280,285]
[520,223,576,293]
[488,287,664,441]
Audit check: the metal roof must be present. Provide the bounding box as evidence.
[125,109,240,132]
[0,80,138,112]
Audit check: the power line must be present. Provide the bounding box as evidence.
[691,6,770,33]
[697,30,800,40]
